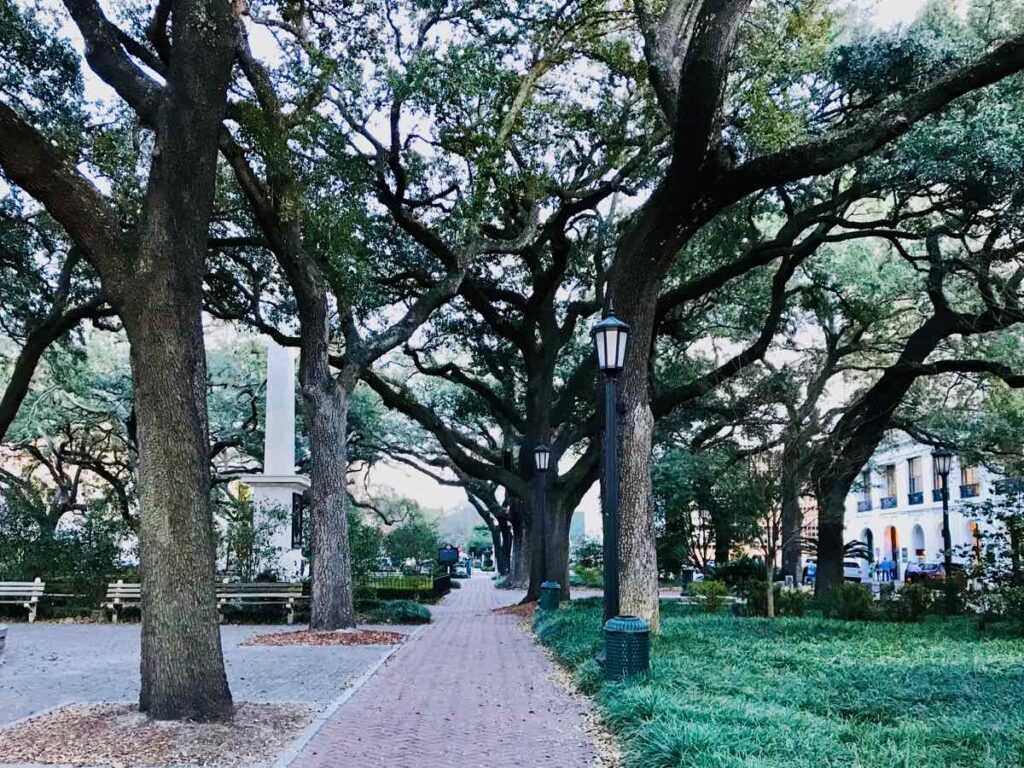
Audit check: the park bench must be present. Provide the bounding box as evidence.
[0,578,45,623]
[103,580,142,624]
[216,582,306,624]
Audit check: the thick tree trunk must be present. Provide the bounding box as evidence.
[526,489,543,600]
[127,292,231,721]
[812,317,953,592]
[126,0,236,720]
[766,563,775,619]
[526,490,574,601]
[495,518,512,575]
[302,370,357,630]
[509,507,529,587]
[713,530,732,567]
[281,244,357,630]
[814,489,846,595]
[780,468,804,582]
[611,268,663,629]
[545,497,572,601]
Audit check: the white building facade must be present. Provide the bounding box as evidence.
[843,438,1001,577]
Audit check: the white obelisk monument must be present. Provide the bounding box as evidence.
[239,340,309,579]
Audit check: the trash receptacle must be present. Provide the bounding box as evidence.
[539,581,561,610]
[603,615,650,681]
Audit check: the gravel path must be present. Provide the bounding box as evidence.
[0,624,396,725]
[289,574,598,768]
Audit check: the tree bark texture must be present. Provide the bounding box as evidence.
[297,279,357,629]
[780,468,804,583]
[495,518,512,575]
[611,254,665,630]
[128,0,236,719]
[813,488,847,595]
[509,501,530,587]
[129,304,231,721]
[304,382,356,629]
[525,487,573,601]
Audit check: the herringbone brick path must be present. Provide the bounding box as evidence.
[290,574,597,767]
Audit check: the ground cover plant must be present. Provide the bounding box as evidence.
[535,599,1024,768]
[358,600,431,625]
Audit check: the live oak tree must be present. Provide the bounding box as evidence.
[601,0,1024,626]
[0,9,114,442]
[262,0,645,600]
[200,0,555,628]
[0,0,237,719]
[0,204,114,443]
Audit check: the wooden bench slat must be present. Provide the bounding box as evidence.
[216,583,304,624]
[0,580,45,622]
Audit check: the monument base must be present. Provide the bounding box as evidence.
[238,474,311,581]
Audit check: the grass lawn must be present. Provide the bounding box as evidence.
[535,598,1024,768]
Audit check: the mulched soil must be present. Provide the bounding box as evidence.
[0,702,317,767]
[242,628,406,646]
[492,601,537,617]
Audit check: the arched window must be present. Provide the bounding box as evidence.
[912,524,926,560]
[860,528,874,562]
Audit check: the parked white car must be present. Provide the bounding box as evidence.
[844,559,871,584]
[803,557,870,584]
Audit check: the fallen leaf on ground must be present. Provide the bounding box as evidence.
[242,629,406,646]
[0,703,316,768]
[493,602,537,616]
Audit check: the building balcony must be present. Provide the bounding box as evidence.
[908,491,924,505]
[880,496,897,510]
[960,483,980,499]
[857,500,872,513]
[932,488,947,503]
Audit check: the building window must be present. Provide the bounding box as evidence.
[857,469,872,511]
[881,465,897,508]
[908,457,922,493]
[961,465,980,498]
[907,457,923,504]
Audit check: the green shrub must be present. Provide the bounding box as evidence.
[709,556,766,588]
[359,599,431,624]
[738,582,810,617]
[818,582,874,621]
[739,580,769,616]
[904,583,934,621]
[570,566,604,588]
[572,537,603,569]
[881,584,933,622]
[776,588,811,617]
[990,586,1024,625]
[353,583,378,601]
[689,580,730,613]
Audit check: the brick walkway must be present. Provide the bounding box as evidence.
[290,574,597,767]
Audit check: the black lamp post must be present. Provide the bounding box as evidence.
[932,448,955,610]
[592,305,630,622]
[534,442,551,590]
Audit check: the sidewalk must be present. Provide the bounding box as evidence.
[289,575,597,768]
